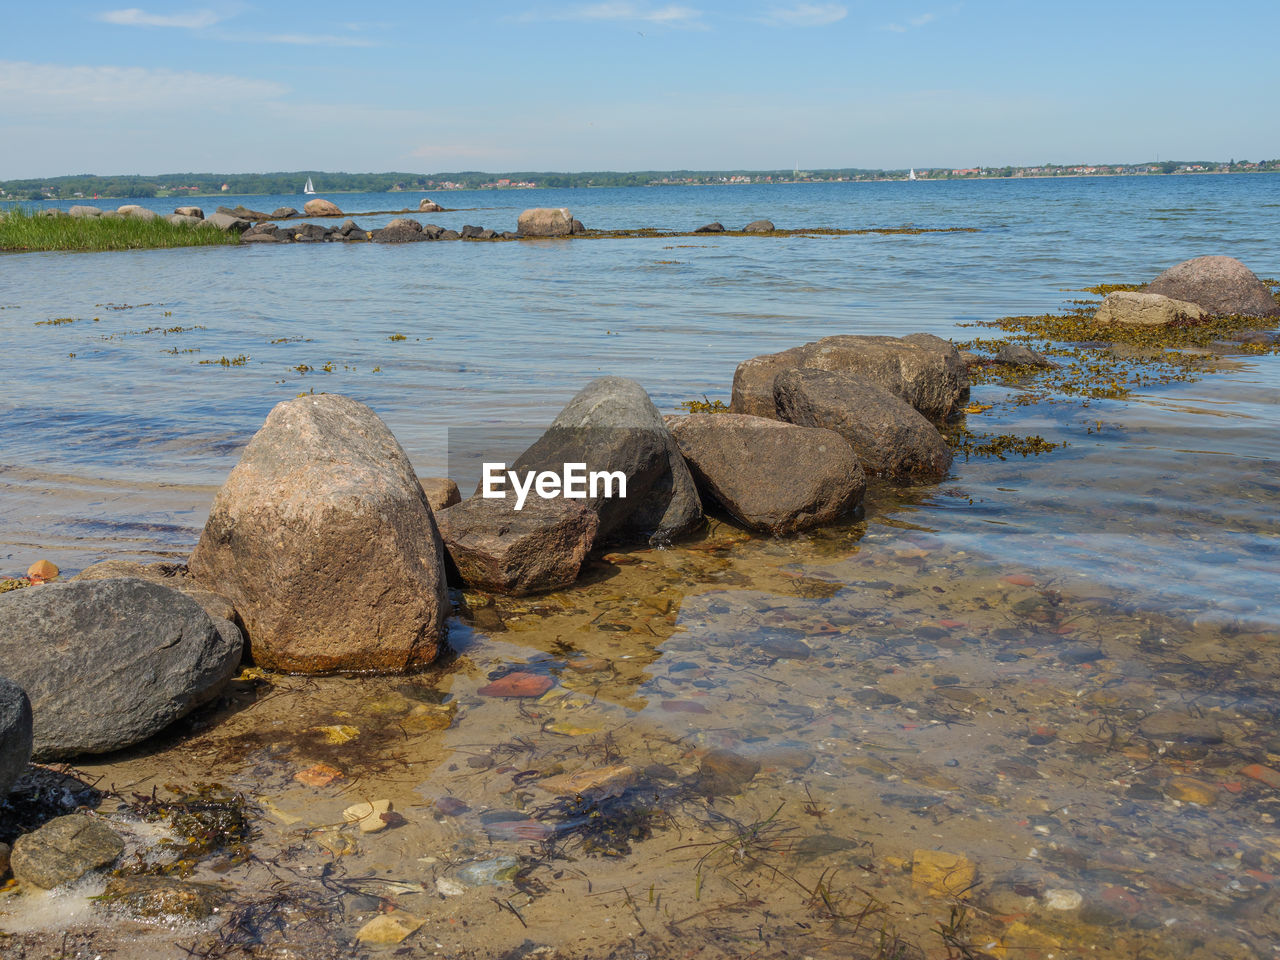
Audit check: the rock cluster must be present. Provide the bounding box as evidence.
[1093,256,1279,325]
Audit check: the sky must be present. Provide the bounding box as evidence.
[2,1,1278,178]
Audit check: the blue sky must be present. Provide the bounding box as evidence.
[2,1,1277,178]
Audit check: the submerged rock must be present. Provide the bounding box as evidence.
[995,343,1059,368]
[912,848,977,898]
[1094,291,1206,326]
[103,875,229,919]
[731,332,968,421]
[517,207,574,237]
[0,578,241,759]
[694,222,725,233]
[669,413,863,534]
[1146,255,1279,317]
[0,677,33,796]
[512,376,702,544]
[437,496,598,595]
[10,814,124,889]
[774,369,953,481]
[189,394,449,674]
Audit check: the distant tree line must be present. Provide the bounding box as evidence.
[2,162,1278,200]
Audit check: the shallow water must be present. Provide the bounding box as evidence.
[1,176,1279,958]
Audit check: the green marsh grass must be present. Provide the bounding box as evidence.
[0,207,239,252]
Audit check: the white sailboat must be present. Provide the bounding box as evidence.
[303,177,316,195]
[908,168,917,181]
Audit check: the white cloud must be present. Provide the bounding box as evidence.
[246,33,379,47]
[884,10,937,32]
[763,4,847,27]
[0,60,286,114]
[522,3,704,25]
[98,7,223,28]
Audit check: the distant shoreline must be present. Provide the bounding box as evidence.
[1,168,1275,202]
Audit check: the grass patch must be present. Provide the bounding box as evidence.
[0,207,238,252]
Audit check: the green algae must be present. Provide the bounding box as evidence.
[677,396,730,414]
[198,354,250,367]
[115,783,256,878]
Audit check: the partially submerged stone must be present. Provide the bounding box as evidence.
[743,219,775,232]
[437,496,598,595]
[1146,255,1279,317]
[995,343,1058,368]
[343,799,394,833]
[103,875,228,920]
[731,333,968,421]
[517,207,573,237]
[189,394,449,673]
[11,814,124,889]
[0,578,242,759]
[535,764,637,798]
[419,198,444,212]
[669,413,863,534]
[774,369,953,481]
[356,910,424,945]
[202,212,250,233]
[1093,291,1206,326]
[303,198,343,216]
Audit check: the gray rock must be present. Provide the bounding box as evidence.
[570,219,586,235]
[116,205,157,221]
[0,578,242,759]
[217,205,272,221]
[774,369,953,482]
[460,224,484,239]
[743,219,775,232]
[517,207,573,237]
[420,223,444,239]
[437,496,599,595]
[439,229,461,241]
[694,222,725,233]
[995,343,1059,368]
[103,875,229,919]
[1094,291,1206,326]
[419,198,444,213]
[10,814,124,889]
[373,218,428,242]
[202,212,250,233]
[1146,255,1279,317]
[241,232,283,244]
[289,222,330,242]
[336,218,363,236]
[174,206,205,219]
[243,221,279,237]
[67,205,101,218]
[0,677,33,796]
[695,750,760,796]
[0,841,9,878]
[188,394,449,674]
[511,377,702,545]
[419,477,461,513]
[270,206,299,219]
[70,559,237,623]
[669,413,864,535]
[731,332,969,421]
[166,213,202,227]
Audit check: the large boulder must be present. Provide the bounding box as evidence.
[372,218,428,243]
[166,213,202,227]
[188,394,449,673]
[517,208,574,238]
[202,212,250,233]
[1093,291,1206,326]
[1145,255,1279,317]
[774,369,953,482]
[116,205,157,221]
[174,206,205,219]
[743,219,775,232]
[270,206,298,219]
[437,497,599,595]
[0,677,33,796]
[419,198,444,212]
[510,377,702,545]
[731,333,968,422]
[0,579,242,759]
[303,198,343,217]
[71,560,237,623]
[67,205,102,218]
[669,414,864,535]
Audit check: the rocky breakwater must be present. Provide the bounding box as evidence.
[0,578,242,759]
[436,377,702,595]
[188,394,450,674]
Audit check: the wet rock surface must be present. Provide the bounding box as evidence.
[11,814,123,888]
[1094,290,1207,326]
[731,332,969,421]
[1146,254,1280,317]
[774,368,954,481]
[669,412,864,534]
[189,393,449,673]
[0,578,242,759]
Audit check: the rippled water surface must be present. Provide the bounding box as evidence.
[2,176,1279,958]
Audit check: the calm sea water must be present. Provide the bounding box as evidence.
[1,176,1278,621]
